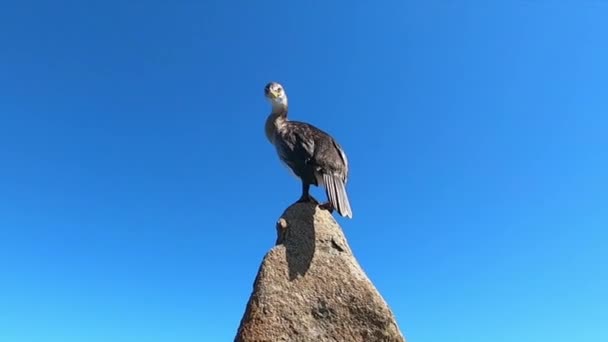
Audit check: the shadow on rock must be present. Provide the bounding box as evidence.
[276,201,317,281]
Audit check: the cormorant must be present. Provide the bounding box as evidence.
[264,81,353,219]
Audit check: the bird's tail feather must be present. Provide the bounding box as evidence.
[322,173,353,219]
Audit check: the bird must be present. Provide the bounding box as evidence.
[264,81,353,219]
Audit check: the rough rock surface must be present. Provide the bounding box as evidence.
[235,201,406,342]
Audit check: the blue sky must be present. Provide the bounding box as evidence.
[1,1,607,341]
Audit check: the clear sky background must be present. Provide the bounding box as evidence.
[1,1,607,341]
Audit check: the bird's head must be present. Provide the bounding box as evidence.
[264,81,288,108]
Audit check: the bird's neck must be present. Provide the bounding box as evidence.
[265,103,288,145]
[271,97,288,112]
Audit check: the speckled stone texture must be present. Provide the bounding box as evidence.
[234,201,406,342]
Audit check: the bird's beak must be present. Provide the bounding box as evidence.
[268,90,279,99]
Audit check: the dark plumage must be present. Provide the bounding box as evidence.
[264,81,353,218]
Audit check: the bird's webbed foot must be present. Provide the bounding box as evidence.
[319,202,335,213]
[297,193,318,204]
[296,182,318,204]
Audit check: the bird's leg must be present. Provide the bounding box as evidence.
[296,182,317,204]
[319,201,335,213]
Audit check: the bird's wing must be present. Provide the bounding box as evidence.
[292,121,349,181]
[331,139,349,183]
[292,122,352,218]
[274,122,316,175]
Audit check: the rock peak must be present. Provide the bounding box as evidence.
[235,201,406,342]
